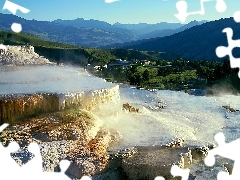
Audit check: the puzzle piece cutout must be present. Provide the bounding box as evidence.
[15,145,72,179]
[3,0,30,15]
[215,27,240,78]
[105,0,119,3]
[0,140,89,179]
[0,123,9,132]
[0,42,8,51]
[0,123,24,178]
[175,0,227,23]
[1,1,30,51]
[233,11,240,23]
[171,165,190,180]
[204,132,240,179]
[154,165,190,180]
[0,44,7,50]
[3,0,30,33]
[0,123,91,179]
[216,9,240,78]
[37,160,71,180]
[154,176,165,180]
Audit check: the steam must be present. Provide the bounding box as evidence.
[0,65,112,95]
[1,65,239,150]
[95,88,240,150]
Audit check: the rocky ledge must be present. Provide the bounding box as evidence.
[0,45,51,65]
[0,85,119,124]
[0,109,123,179]
[0,99,232,179]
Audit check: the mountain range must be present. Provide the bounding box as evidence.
[113,20,207,39]
[0,13,204,48]
[53,18,207,39]
[1,13,238,61]
[121,17,239,61]
[0,13,140,47]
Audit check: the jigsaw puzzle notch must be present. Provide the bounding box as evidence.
[215,27,240,77]
[233,11,240,23]
[175,0,227,23]
[154,176,165,180]
[215,0,227,13]
[205,132,240,179]
[170,165,190,180]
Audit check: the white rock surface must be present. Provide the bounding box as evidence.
[0,45,51,65]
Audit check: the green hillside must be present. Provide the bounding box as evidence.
[0,31,76,48]
[0,31,171,65]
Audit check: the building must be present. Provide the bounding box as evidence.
[140,59,151,65]
[107,59,131,69]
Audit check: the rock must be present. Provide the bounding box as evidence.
[109,147,138,160]
[65,129,121,178]
[0,45,51,65]
[190,146,209,161]
[10,147,35,166]
[222,105,239,112]
[223,163,233,174]
[0,110,123,176]
[40,141,75,172]
[0,94,59,124]
[190,163,229,180]
[166,138,184,148]
[180,149,193,168]
[119,143,217,180]
[122,146,190,180]
[0,85,119,124]
[122,103,139,113]
[66,160,96,179]
[92,167,128,180]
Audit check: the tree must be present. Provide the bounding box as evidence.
[222,59,231,75]
[135,73,142,86]
[129,65,138,74]
[142,69,150,82]
[158,67,170,76]
[212,63,223,81]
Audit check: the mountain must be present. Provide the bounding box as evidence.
[121,17,239,61]
[53,18,131,34]
[53,19,205,40]
[100,21,208,49]
[0,13,138,47]
[0,13,208,49]
[139,20,208,39]
[113,22,184,36]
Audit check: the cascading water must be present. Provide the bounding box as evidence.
[95,87,240,179]
[1,65,240,179]
[98,87,240,149]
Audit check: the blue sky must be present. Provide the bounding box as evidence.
[1,0,240,24]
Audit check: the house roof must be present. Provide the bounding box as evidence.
[108,59,131,66]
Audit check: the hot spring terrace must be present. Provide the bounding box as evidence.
[0,66,119,124]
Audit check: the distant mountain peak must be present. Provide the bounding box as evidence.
[119,17,238,61]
